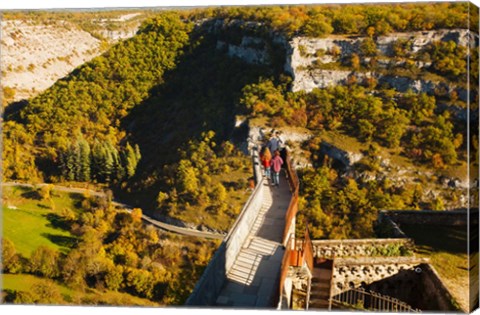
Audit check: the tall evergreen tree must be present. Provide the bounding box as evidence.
[78,137,91,182]
[125,143,138,178]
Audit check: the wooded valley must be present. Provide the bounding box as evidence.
[1,2,477,306]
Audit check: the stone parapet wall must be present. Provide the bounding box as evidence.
[185,242,227,305]
[330,257,459,311]
[331,256,429,296]
[225,145,266,274]
[186,144,265,306]
[312,238,413,258]
[380,210,468,226]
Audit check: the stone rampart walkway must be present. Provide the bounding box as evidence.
[215,174,291,308]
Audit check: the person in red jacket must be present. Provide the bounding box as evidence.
[261,147,272,180]
[271,150,284,187]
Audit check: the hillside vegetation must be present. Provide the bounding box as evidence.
[3,2,476,237]
[1,2,477,306]
[187,2,474,37]
[3,11,284,231]
[1,185,218,305]
[1,10,151,104]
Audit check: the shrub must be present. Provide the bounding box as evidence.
[13,291,38,304]
[1,238,23,274]
[28,246,61,278]
[30,279,64,304]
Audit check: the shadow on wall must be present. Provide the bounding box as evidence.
[185,242,227,306]
[363,264,459,311]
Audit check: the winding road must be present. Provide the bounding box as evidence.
[2,182,225,240]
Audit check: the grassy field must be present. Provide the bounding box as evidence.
[1,185,165,306]
[2,273,73,298]
[400,224,469,312]
[2,185,83,256]
[1,274,159,306]
[318,130,365,154]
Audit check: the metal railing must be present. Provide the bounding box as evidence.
[332,287,421,313]
[282,194,298,245]
[277,228,316,309]
[285,150,300,193]
[282,150,300,245]
[278,234,295,304]
[291,227,314,272]
[302,227,314,272]
[327,258,336,310]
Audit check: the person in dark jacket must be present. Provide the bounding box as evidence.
[267,131,282,154]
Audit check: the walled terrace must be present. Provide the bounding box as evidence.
[286,234,461,312]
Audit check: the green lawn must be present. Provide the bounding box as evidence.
[1,185,164,307]
[2,273,73,298]
[1,274,159,306]
[318,130,365,154]
[2,186,82,256]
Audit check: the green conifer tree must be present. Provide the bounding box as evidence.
[78,137,91,182]
[125,143,137,178]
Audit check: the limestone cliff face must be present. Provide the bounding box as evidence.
[216,36,271,65]
[1,20,102,102]
[209,18,288,66]
[320,141,363,170]
[1,14,143,104]
[7,14,469,106]
[213,26,471,102]
[284,29,471,96]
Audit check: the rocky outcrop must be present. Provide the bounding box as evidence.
[285,29,472,96]
[1,14,143,104]
[217,36,270,65]
[377,76,471,102]
[94,12,143,42]
[1,20,102,102]
[98,29,139,42]
[205,20,472,95]
[207,18,291,66]
[320,141,363,170]
[376,29,470,54]
[291,69,354,92]
[208,19,266,65]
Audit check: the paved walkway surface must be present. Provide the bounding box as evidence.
[215,173,291,308]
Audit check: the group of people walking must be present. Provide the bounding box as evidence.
[260,131,284,187]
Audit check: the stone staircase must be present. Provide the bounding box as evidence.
[309,258,334,310]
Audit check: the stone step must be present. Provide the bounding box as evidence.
[309,300,330,309]
[312,268,332,275]
[311,282,330,290]
[312,274,332,282]
[310,287,330,295]
[310,291,330,299]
